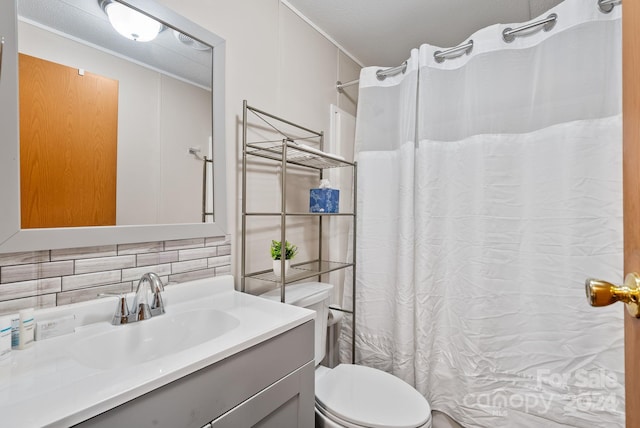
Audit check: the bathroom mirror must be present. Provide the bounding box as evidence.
[0,0,227,252]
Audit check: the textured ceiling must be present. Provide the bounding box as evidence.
[18,0,213,88]
[285,0,565,66]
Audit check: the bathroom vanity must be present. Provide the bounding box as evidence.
[76,323,314,428]
[0,276,315,427]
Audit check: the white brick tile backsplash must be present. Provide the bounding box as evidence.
[117,241,163,255]
[74,255,136,275]
[121,264,172,282]
[136,251,179,267]
[57,282,133,306]
[1,261,74,284]
[178,247,217,262]
[0,278,62,301]
[205,235,230,247]
[215,265,232,275]
[171,259,208,274]
[208,255,231,268]
[164,238,205,251]
[169,268,217,283]
[0,235,232,313]
[62,270,122,291]
[0,251,50,267]
[217,245,231,256]
[51,245,117,261]
[0,294,56,314]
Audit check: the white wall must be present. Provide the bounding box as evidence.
[156,0,361,293]
[17,22,210,225]
[158,76,212,224]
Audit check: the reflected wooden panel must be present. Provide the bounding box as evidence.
[19,54,118,228]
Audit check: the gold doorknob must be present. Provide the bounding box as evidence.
[585,272,640,317]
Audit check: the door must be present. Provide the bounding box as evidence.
[19,54,118,228]
[624,1,640,426]
[582,3,638,426]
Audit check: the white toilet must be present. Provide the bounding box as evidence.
[262,282,432,428]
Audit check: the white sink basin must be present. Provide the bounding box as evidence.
[69,309,240,370]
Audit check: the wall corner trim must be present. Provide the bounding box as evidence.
[280,0,366,68]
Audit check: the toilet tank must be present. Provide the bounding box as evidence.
[261,282,334,365]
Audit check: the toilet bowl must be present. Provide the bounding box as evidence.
[261,282,432,428]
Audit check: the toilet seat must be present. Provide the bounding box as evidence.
[315,402,433,428]
[315,364,432,428]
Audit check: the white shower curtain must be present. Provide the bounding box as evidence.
[342,1,623,427]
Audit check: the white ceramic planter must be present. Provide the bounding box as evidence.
[272,259,290,278]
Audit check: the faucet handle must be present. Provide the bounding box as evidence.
[149,274,165,316]
[134,302,152,321]
[150,291,165,317]
[98,293,130,325]
[131,290,152,321]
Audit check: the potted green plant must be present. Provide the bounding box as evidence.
[271,240,298,278]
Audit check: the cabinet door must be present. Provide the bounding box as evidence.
[210,361,314,428]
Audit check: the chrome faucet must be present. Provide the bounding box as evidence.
[132,272,165,320]
[100,272,165,325]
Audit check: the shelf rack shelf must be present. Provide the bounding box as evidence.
[246,140,355,170]
[245,260,354,283]
[241,100,357,364]
[244,212,355,217]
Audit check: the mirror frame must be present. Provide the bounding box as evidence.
[0,0,227,253]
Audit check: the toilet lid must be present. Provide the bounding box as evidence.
[315,364,431,428]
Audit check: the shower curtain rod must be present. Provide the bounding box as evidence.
[335,0,621,93]
[336,61,407,92]
[434,40,474,63]
[598,0,621,13]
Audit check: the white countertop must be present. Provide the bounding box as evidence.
[0,275,314,427]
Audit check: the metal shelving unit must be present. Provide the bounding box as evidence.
[241,100,357,364]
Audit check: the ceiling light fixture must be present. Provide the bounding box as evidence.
[173,30,211,51]
[100,0,162,42]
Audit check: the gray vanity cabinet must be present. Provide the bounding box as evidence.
[75,321,315,428]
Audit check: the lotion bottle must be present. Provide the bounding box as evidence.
[18,309,34,349]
